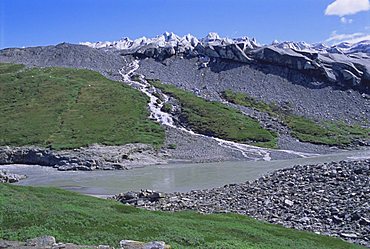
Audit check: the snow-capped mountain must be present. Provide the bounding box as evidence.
[80,32,369,88]
[81,32,369,55]
[273,41,329,53]
[80,32,261,51]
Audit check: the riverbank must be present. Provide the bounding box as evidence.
[0,144,167,171]
[113,159,370,247]
[0,183,364,249]
[2,141,367,172]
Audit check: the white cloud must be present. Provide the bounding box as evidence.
[325,0,370,16]
[340,17,353,23]
[325,31,370,44]
[344,34,370,43]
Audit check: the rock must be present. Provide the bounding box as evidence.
[26,236,56,247]
[359,217,370,226]
[113,190,165,205]
[340,233,358,239]
[298,217,310,223]
[120,240,170,249]
[341,69,361,86]
[0,241,10,248]
[51,243,66,249]
[284,199,294,207]
[124,192,138,200]
[350,213,361,221]
[143,241,169,249]
[332,215,343,224]
[0,170,27,183]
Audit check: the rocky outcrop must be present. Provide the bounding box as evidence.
[0,170,26,183]
[0,236,170,249]
[113,159,370,247]
[0,144,167,171]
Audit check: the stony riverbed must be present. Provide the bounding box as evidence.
[113,159,370,247]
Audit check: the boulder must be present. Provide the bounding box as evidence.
[26,236,56,247]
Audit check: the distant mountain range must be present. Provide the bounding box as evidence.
[81,32,370,88]
[81,32,370,54]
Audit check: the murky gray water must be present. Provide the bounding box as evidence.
[1,149,369,197]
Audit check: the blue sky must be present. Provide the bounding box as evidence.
[0,0,369,48]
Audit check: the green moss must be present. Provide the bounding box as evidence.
[161,103,173,113]
[0,63,25,74]
[0,184,364,249]
[131,74,141,82]
[222,90,369,146]
[167,143,177,149]
[221,90,273,114]
[149,80,277,148]
[0,63,165,149]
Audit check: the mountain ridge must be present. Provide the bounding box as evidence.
[80,32,370,89]
[80,32,370,54]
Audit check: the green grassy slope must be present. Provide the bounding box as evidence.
[0,184,365,249]
[0,63,164,149]
[221,90,369,146]
[149,80,277,148]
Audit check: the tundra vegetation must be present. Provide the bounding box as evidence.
[221,90,369,146]
[0,184,365,249]
[150,79,278,148]
[0,63,164,150]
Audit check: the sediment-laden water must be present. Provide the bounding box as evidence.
[1,149,369,197]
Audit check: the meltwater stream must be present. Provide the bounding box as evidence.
[119,60,317,161]
[2,149,369,197]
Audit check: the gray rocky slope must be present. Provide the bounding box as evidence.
[0,33,369,165]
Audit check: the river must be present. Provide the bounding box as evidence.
[1,149,369,197]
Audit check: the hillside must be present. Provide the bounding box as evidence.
[0,63,164,149]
